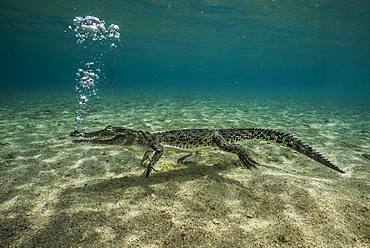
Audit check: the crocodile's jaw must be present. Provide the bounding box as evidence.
[70,126,136,145]
[70,128,117,142]
[70,130,115,142]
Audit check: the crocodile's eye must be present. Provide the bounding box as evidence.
[105,125,113,131]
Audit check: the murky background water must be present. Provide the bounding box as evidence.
[1,1,369,105]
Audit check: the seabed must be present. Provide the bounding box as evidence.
[0,94,369,247]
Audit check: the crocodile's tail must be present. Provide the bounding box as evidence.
[221,128,344,173]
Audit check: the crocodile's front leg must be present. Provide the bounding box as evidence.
[144,143,163,177]
[140,150,153,166]
[212,131,258,169]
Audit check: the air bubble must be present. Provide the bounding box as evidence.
[71,16,121,45]
[69,15,121,131]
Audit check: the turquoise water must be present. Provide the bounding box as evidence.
[1,1,370,104]
[1,2,370,247]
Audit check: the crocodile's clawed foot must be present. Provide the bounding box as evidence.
[142,144,163,178]
[140,151,152,166]
[177,152,199,164]
[238,153,259,169]
[177,157,188,164]
[143,166,152,178]
[143,165,158,178]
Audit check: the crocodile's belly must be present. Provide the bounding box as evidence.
[161,143,211,152]
[126,144,153,152]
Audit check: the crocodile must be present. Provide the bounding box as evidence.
[70,126,345,177]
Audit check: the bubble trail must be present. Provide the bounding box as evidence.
[68,15,121,131]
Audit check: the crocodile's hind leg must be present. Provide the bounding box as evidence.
[177,152,199,164]
[143,143,163,178]
[212,131,258,169]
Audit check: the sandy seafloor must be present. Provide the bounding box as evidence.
[0,93,369,248]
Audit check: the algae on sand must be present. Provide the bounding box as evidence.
[0,94,369,247]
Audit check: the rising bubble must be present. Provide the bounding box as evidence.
[68,15,121,131]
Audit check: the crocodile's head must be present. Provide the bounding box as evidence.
[70,125,138,145]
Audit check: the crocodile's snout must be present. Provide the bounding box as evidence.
[70,130,82,137]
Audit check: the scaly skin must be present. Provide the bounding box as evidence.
[70,125,345,177]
